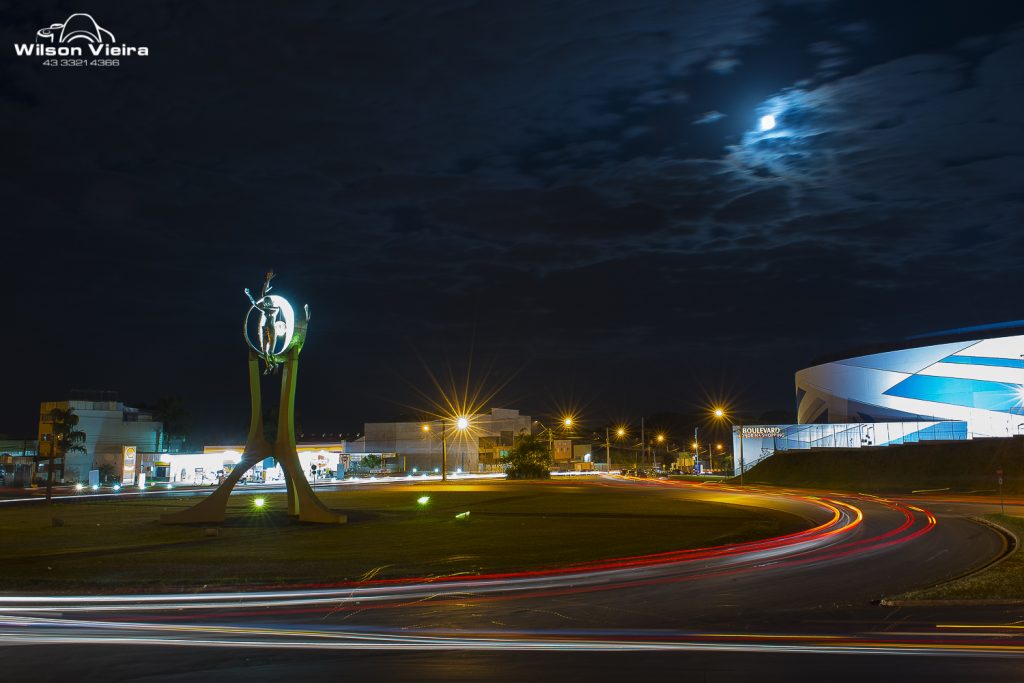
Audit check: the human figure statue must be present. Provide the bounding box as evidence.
[245,270,283,373]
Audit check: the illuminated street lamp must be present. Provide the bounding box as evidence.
[653,433,666,470]
[712,406,743,485]
[602,423,626,473]
[441,415,470,482]
[421,423,433,474]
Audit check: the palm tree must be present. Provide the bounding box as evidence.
[45,407,86,503]
[153,396,189,452]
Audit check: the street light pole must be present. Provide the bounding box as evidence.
[693,426,699,474]
[441,418,448,483]
[712,406,743,485]
[605,427,611,473]
[739,423,745,486]
[422,424,434,473]
[640,417,645,470]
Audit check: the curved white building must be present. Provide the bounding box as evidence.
[796,322,1024,438]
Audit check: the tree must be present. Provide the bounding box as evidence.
[153,396,189,452]
[45,407,86,502]
[361,454,382,471]
[501,433,552,479]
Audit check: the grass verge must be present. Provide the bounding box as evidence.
[0,480,807,593]
[892,514,1023,601]
[742,437,1024,495]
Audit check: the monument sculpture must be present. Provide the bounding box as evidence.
[161,271,345,525]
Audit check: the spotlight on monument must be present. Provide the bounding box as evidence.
[91,484,99,491]
[75,483,84,492]
[253,497,266,509]
[417,496,430,505]
[113,484,121,492]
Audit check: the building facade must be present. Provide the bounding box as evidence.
[0,438,37,486]
[352,408,532,473]
[38,399,163,482]
[731,421,969,473]
[796,323,1024,439]
[729,322,1024,476]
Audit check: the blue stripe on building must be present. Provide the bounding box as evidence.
[941,355,1024,369]
[884,375,1024,411]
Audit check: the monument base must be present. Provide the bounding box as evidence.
[161,350,345,526]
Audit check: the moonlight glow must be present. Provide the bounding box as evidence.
[759,114,776,131]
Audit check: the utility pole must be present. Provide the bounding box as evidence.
[441,418,448,482]
[605,427,611,473]
[739,423,745,486]
[694,427,699,474]
[640,417,645,470]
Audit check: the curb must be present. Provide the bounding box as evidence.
[880,515,1019,607]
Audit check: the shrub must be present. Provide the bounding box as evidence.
[501,433,552,479]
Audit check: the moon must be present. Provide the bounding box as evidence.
[759,114,776,131]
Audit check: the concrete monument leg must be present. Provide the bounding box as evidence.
[275,347,346,524]
[161,353,272,524]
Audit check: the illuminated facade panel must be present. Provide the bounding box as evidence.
[796,327,1024,439]
[731,421,968,474]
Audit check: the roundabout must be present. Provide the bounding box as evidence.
[1,477,830,591]
[0,476,1018,681]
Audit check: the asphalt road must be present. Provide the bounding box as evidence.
[2,477,1021,682]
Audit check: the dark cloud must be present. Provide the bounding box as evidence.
[713,186,791,223]
[693,110,727,125]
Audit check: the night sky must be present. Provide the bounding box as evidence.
[5,1,1024,441]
